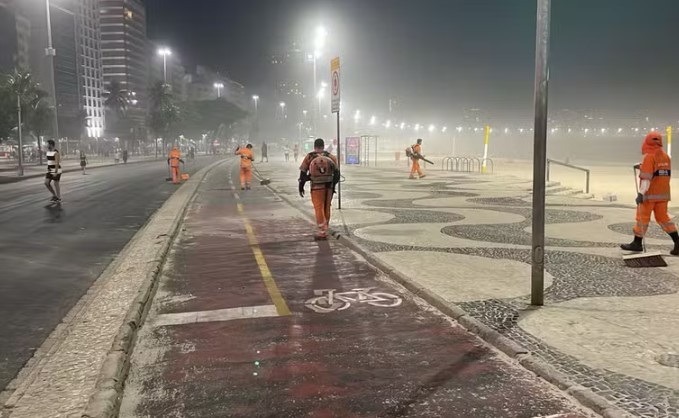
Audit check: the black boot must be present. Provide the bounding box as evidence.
[620,236,643,252]
[669,232,679,256]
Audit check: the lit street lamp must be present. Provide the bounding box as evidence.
[252,95,259,114]
[279,101,286,118]
[213,82,224,98]
[157,47,172,83]
[312,25,328,126]
[428,124,436,133]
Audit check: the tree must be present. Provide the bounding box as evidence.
[104,80,130,147]
[26,99,54,164]
[0,83,16,143]
[4,70,42,175]
[175,99,248,139]
[148,81,180,156]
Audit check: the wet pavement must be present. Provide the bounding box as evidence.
[0,156,218,393]
[120,160,594,417]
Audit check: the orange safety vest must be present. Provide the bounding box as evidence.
[236,148,254,168]
[168,149,181,167]
[640,149,671,202]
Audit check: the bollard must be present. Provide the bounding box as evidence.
[482,125,491,173]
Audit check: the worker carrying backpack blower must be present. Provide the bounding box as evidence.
[621,131,679,255]
[299,138,340,240]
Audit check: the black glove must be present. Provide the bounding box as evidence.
[298,180,305,197]
[636,193,644,205]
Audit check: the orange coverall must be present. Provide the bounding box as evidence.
[634,134,676,237]
[168,148,182,184]
[410,144,424,179]
[300,152,338,238]
[235,147,254,189]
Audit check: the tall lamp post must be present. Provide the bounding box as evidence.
[45,0,59,152]
[530,0,552,306]
[312,26,327,129]
[157,47,172,83]
[252,95,259,143]
[213,82,224,98]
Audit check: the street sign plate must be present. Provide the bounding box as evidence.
[331,57,340,113]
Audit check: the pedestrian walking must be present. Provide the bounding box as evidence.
[45,140,62,203]
[293,143,299,162]
[298,138,339,240]
[261,142,269,163]
[122,149,128,164]
[114,149,121,164]
[79,150,88,174]
[284,146,290,162]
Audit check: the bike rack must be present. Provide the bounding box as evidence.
[480,158,494,173]
[442,157,454,171]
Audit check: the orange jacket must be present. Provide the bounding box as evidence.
[235,148,254,168]
[639,133,671,202]
[168,148,181,167]
[411,144,422,157]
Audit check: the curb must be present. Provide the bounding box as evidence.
[258,173,632,418]
[82,158,227,418]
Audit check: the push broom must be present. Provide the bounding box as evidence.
[622,164,667,267]
[252,165,271,186]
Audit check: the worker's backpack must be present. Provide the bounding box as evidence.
[308,152,336,184]
[405,146,414,158]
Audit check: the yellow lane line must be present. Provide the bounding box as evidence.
[236,202,291,316]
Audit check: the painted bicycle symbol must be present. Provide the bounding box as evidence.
[305,287,402,313]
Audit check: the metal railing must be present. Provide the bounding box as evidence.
[441,156,493,173]
[546,158,590,194]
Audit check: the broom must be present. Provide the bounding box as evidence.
[252,165,271,185]
[622,164,667,267]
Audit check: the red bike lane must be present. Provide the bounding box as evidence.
[120,162,592,418]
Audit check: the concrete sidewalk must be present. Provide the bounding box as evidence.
[120,158,595,417]
[255,159,679,417]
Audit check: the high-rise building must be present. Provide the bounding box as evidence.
[100,0,149,137]
[22,0,81,140]
[2,0,106,141]
[0,0,30,73]
[271,42,310,117]
[77,0,105,138]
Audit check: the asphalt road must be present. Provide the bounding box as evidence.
[0,156,223,392]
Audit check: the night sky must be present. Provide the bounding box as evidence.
[146,0,679,122]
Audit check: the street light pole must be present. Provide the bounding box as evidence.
[530,0,552,306]
[45,0,59,145]
[16,94,23,176]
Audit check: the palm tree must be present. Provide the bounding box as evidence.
[104,80,129,148]
[26,96,53,165]
[148,81,179,157]
[5,70,42,176]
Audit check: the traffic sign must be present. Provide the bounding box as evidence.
[331,57,340,113]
